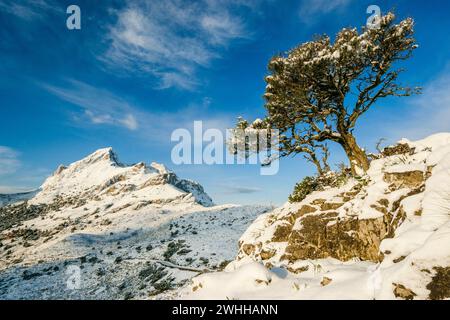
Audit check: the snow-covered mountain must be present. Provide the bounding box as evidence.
[29,147,213,207]
[0,148,270,299]
[177,133,450,300]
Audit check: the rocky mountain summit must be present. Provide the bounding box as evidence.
[178,133,450,300]
[30,147,214,207]
[0,148,269,299]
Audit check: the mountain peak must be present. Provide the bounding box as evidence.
[29,148,213,207]
[150,162,170,174]
[80,147,121,166]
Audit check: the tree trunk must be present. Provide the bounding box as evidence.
[339,134,370,175]
[313,159,324,176]
[306,153,324,176]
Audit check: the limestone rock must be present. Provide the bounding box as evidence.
[383,170,424,190]
[393,283,416,300]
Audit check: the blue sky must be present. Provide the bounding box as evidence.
[1,0,449,205]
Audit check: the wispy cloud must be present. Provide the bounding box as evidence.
[41,79,139,130]
[382,68,450,141]
[0,146,21,175]
[0,0,59,21]
[220,185,262,194]
[299,0,352,24]
[0,146,49,193]
[40,79,236,141]
[102,0,253,90]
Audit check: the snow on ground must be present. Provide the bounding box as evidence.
[177,258,377,300]
[0,203,269,299]
[0,147,270,299]
[177,133,450,300]
[1,133,449,300]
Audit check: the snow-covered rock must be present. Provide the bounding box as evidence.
[178,133,450,300]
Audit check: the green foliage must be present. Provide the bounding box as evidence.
[288,170,351,203]
[233,13,419,174]
[149,277,176,296]
[139,263,167,283]
[288,176,318,203]
[163,240,187,260]
[152,278,175,292]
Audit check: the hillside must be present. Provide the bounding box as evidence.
[177,133,450,300]
[0,148,270,299]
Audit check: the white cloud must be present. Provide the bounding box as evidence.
[0,0,59,21]
[299,0,352,23]
[0,146,20,175]
[414,73,450,110]
[221,185,262,194]
[0,166,51,194]
[41,79,140,131]
[41,79,236,142]
[119,114,139,131]
[201,12,246,45]
[102,0,251,90]
[393,71,450,140]
[156,72,199,91]
[0,148,49,194]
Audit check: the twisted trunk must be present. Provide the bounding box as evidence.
[339,133,370,175]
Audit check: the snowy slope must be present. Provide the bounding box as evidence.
[0,148,270,299]
[0,203,269,299]
[177,133,450,300]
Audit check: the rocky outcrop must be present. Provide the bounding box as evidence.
[239,181,409,264]
[282,211,397,263]
[235,138,439,268]
[383,170,424,190]
[393,283,416,300]
[382,143,415,157]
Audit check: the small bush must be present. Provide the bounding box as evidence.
[288,171,351,203]
[150,278,175,296]
[288,176,318,203]
[163,240,188,260]
[139,263,167,283]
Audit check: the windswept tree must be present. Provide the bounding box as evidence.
[233,12,420,175]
